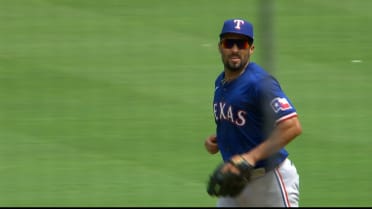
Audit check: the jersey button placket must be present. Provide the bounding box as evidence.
[222,85,227,100]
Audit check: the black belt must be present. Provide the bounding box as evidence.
[251,158,286,179]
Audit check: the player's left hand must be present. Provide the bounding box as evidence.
[207,156,254,197]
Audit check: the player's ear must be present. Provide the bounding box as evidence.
[249,44,255,54]
[218,41,223,53]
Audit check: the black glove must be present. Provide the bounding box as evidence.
[207,156,254,197]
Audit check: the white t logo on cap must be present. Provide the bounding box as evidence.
[234,19,245,30]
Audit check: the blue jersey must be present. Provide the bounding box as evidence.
[213,62,298,169]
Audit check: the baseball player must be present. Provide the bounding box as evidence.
[204,18,303,207]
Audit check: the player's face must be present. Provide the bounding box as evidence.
[219,34,254,72]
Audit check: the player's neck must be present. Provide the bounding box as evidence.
[223,62,249,83]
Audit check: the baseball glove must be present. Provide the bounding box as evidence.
[207,156,254,197]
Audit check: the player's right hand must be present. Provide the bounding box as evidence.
[204,134,219,154]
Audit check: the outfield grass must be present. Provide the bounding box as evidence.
[0,0,371,206]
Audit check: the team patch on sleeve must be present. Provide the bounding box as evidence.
[271,97,292,113]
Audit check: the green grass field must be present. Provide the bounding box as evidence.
[1,0,371,206]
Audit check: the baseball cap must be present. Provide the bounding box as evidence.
[219,18,254,40]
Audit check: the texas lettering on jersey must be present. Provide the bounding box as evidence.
[213,97,294,127]
[213,102,247,126]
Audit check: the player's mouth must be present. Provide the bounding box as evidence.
[229,56,241,63]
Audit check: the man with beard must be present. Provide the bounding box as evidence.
[204,18,303,207]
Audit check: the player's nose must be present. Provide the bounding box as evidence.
[231,44,239,52]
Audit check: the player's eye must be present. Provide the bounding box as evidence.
[221,39,249,49]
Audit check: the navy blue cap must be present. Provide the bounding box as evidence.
[219,18,254,40]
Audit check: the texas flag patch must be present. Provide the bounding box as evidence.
[271,97,292,113]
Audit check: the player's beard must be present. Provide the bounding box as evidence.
[223,54,249,72]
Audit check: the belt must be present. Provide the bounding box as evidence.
[250,167,268,179]
[250,158,286,179]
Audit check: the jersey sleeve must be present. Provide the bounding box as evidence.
[255,75,297,124]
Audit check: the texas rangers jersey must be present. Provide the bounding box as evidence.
[213,62,298,169]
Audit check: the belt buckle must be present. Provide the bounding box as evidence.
[251,167,266,179]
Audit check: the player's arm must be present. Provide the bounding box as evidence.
[234,116,302,166]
